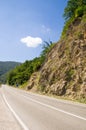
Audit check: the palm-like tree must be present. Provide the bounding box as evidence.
[41,40,54,57]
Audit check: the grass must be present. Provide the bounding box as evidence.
[43,92,86,104]
[19,82,28,89]
[34,90,86,104]
[61,16,75,39]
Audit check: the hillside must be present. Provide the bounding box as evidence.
[0,61,20,83]
[26,14,86,102]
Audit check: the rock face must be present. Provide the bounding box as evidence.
[26,72,40,92]
[27,15,86,100]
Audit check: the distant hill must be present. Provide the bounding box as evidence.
[0,61,21,83]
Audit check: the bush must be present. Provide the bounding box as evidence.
[75,6,84,17]
[65,69,74,82]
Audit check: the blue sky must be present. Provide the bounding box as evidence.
[0,0,68,62]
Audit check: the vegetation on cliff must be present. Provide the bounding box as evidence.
[62,0,86,38]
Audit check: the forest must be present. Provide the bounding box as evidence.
[0,61,20,84]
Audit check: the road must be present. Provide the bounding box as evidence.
[1,85,86,130]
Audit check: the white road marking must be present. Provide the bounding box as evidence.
[23,95,86,121]
[3,94,29,130]
[4,86,86,121]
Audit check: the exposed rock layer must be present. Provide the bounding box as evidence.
[27,15,86,100]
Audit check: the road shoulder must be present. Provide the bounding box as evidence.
[0,88,22,130]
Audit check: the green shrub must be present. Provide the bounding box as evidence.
[75,6,84,17]
[65,69,74,82]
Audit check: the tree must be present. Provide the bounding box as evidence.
[62,0,86,38]
[41,40,54,57]
[63,0,86,21]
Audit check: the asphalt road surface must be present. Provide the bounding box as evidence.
[1,85,86,130]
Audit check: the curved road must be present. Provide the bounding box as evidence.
[1,85,86,130]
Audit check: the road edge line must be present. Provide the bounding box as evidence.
[3,94,29,130]
[23,95,86,121]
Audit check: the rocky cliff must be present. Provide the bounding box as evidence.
[27,15,86,101]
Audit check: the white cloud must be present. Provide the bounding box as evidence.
[20,36,42,48]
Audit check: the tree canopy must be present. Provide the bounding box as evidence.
[63,0,86,21]
[62,0,86,38]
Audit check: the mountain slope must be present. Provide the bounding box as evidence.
[27,14,86,101]
[0,61,20,83]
